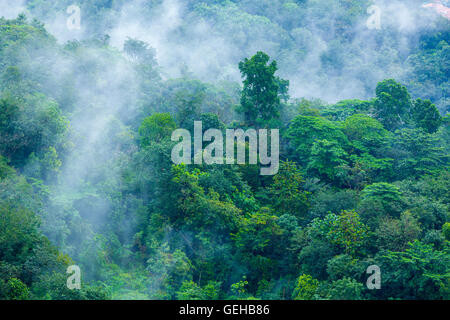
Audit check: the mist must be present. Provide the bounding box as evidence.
[0,0,26,19]
[6,0,444,105]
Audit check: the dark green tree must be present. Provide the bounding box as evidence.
[412,99,442,134]
[238,51,288,127]
[374,79,412,131]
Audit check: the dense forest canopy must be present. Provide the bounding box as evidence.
[0,0,448,300]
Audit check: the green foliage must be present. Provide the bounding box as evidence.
[232,208,283,284]
[326,254,363,281]
[0,10,447,301]
[359,182,404,222]
[237,51,288,127]
[325,277,364,300]
[310,210,370,255]
[307,139,348,182]
[163,164,241,233]
[268,161,309,219]
[374,79,413,131]
[124,38,157,65]
[31,272,109,300]
[4,278,30,300]
[0,203,41,264]
[406,39,449,111]
[412,99,442,134]
[0,94,68,168]
[0,155,14,179]
[443,223,450,241]
[343,114,390,155]
[139,113,176,147]
[321,99,372,121]
[176,280,221,300]
[378,241,449,299]
[392,128,446,178]
[375,211,422,251]
[286,115,349,166]
[292,274,319,300]
[169,79,207,128]
[146,244,194,299]
[231,276,249,299]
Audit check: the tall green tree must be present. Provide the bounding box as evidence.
[412,99,442,134]
[237,51,288,127]
[374,79,412,131]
